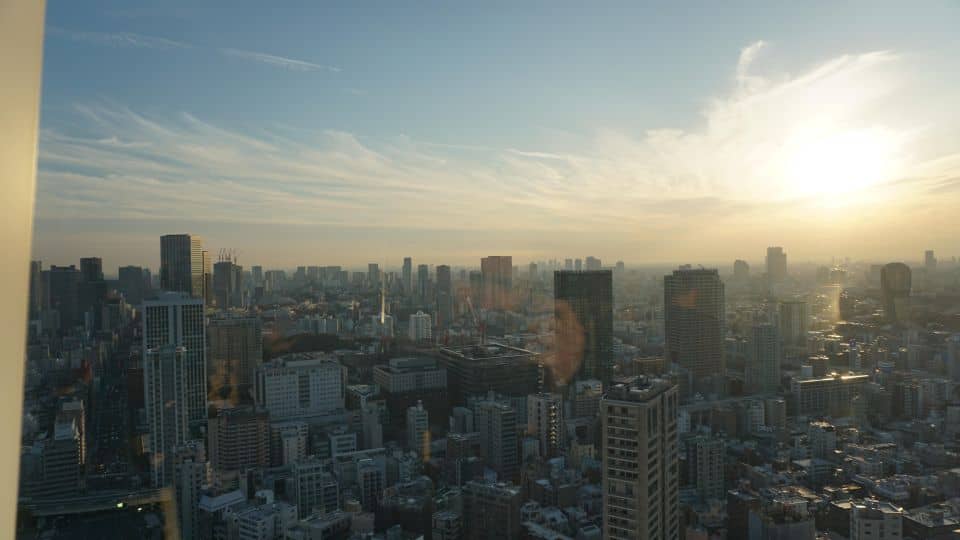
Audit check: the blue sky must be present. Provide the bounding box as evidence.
[34,1,960,271]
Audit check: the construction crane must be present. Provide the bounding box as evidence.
[464,294,486,345]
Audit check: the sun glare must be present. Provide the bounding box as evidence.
[781,128,901,200]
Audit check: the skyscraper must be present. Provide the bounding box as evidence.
[601,377,679,540]
[663,267,725,395]
[733,259,750,281]
[554,270,613,385]
[207,316,262,403]
[417,264,429,304]
[403,257,413,296]
[367,263,380,289]
[118,265,148,306]
[585,256,601,270]
[778,300,808,349]
[436,264,453,328]
[28,260,43,318]
[408,311,432,342]
[765,246,788,283]
[143,292,207,425]
[880,262,911,324]
[213,258,243,309]
[481,255,513,310]
[160,234,204,298]
[746,322,781,395]
[475,401,518,481]
[79,257,103,282]
[925,249,937,272]
[45,265,80,329]
[144,345,190,487]
[207,406,269,489]
[526,393,564,458]
[406,401,429,454]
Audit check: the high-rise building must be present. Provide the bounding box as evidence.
[924,250,937,272]
[403,257,413,296]
[144,345,190,487]
[778,300,808,349]
[255,353,344,419]
[368,263,380,289]
[160,234,204,298]
[78,257,108,330]
[207,406,269,489]
[29,260,43,318]
[476,401,519,481]
[406,401,429,454]
[118,265,148,306]
[686,433,724,502]
[564,259,573,271]
[202,249,212,306]
[207,316,262,403]
[45,265,80,329]
[880,262,911,324]
[746,322,781,395]
[438,344,540,404]
[408,311,433,342]
[292,458,340,518]
[766,246,788,283]
[526,393,564,458]
[143,292,207,425]
[212,259,243,309]
[663,267,725,395]
[733,259,749,281]
[574,258,582,271]
[418,264,430,304]
[436,265,453,328]
[173,441,207,540]
[527,262,538,282]
[585,256,601,271]
[251,265,263,286]
[79,257,103,282]
[554,270,613,384]
[601,377,680,540]
[462,481,523,540]
[481,256,513,310]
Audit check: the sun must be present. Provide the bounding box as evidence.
[780,127,902,199]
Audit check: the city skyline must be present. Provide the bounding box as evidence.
[33,2,960,268]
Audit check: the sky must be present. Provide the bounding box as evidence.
[32,1,960,272]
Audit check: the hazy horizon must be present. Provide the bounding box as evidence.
[33,1,960,270]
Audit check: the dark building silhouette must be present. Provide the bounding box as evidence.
[45,265,81,329]
[481,256,513,310]
[664,267,725,397]
[881,262,911,324]
[160,234,204,298]
[436,264,453,328]
[554,270,613,385]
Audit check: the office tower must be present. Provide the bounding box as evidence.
[526,393,564,458]
[947,334,960,382]
[778,300,808,349]
[850,499,903,540]
[408,311,432,342]
[601,377,680,540]
[406,401,429,454]
[574,258,582,271]
[79,257,103,282]
[480,255,513,310]
[880,262,911,323]
[746,322,781,394]
[417,264,430,304]
[29,260,43,318]
[468,271,483,305]
[161,234,204,298]
[790,372,869,416]
[202,249,212,305]
[207,316,262,403]
[554,270,613,384]
[292,458,340,518]
[45,265,80,329]
[255,352,344,419]
[585,256,601,270]
[461,481,523,540]
[118,265,147,305]
[251,265,263,286]
[564,259,573,271]
[528,262,538,281]
[766,246,788,282]
[173,441,207,540]
[403,257,413,296]
[207,406,269,489]
[475,401,519,481]
[733,259,749,281]
[925,250,937,272]
[368,263,380,289]
[144,345,190,487]
[686,433,724,502]
[663,267,725,394]
[436,264,453,328]
[213,257,243,309]
[144,292,206,425]
[438,344,540,404]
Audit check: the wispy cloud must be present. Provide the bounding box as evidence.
[33,42,960,262]
[220,48,340,73]
[47,26,191,50]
